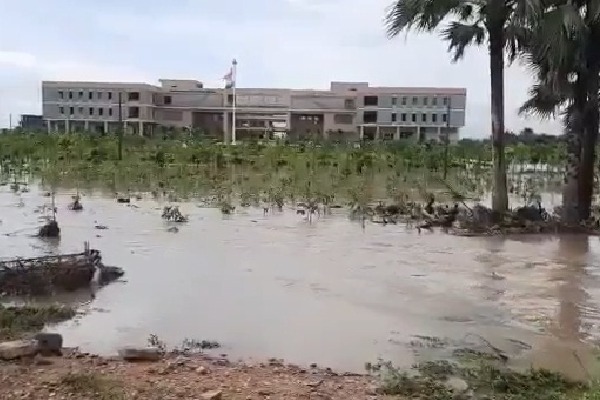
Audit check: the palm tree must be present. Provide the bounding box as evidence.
[519,0,600,223]
[385,0,537,215]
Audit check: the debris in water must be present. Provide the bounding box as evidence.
[0,242,124,296]
[162,206,188,222]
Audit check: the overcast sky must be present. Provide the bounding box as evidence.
[0,0,562,137]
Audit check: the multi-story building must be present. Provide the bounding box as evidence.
[42,80,466,142]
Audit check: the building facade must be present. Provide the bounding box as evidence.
[42,80,466,142]
[19,114,45,131]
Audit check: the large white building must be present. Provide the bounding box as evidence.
[42,79,466,142]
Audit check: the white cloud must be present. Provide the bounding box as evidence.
[0,51,36,69]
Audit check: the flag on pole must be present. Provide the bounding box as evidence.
[223,67,235,89]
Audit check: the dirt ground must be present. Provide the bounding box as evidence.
[0,350,386,400]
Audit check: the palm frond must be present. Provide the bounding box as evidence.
[385,0,465,37]
[441,22,486,61]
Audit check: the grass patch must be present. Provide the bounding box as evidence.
[368,358,594,400]
[0,304,76,340]
[58,373,125,400]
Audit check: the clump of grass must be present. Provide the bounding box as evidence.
[368,357,590,400]
[58,373,125,400]
[0,304,76,340]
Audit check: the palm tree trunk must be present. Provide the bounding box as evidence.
[579,74,598,221]
[489,24,508,215]
[578,21,600,221]
[562,80,586,224]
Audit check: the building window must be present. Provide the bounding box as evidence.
[422,113,427,122]
[411,113,417,122]
[78,107,83,115]
[364,95,378,106]
[78,91,83,99]
[128,92,140,101]
[391,97,397,106]
[391,113,397,122]
[344,98,355,109]
[68,92,73,100]
[99,108,104,116]
[59,106,64,114]
[164,95,172,105]
[227,94,233,104]
[442,113,448,123]
[300,115,306,120]
[401,97,407,106]
[334,113,353,124]
[412,96,418,105]
[89,108,94,115]
[109,108,113,116]
[443,97,449,106]
[432,97,438,106]
[97,92,103,100]
[88,92,93,100]
[432,114,438,123]
[128,106,139,119]
[58,91,64,99]
[69,107,74,115]
[313,115,320,122]
[363,111,378,124]
[401,113,407,122]
[423,97,428,106]
[108,92,113,100]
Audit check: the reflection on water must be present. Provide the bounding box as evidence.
[1,185,600,372]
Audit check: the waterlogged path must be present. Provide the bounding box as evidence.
[1,185,600,377]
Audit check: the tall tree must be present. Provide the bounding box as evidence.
[385,0,537,215]
[519,0,600,223]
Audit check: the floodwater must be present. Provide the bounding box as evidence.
[1,184,600,377]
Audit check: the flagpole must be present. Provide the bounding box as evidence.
[232,59,237,145]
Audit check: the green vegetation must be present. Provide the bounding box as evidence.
[0,133,568,206]
[369,358,600,400]
[0,304,76,340]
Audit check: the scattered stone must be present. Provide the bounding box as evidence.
[0,340,37,360]
[34,333,63,356]
[118,347,162,362]
[197,366,209,375]
[201,389,223,400]
[444,376,469,394]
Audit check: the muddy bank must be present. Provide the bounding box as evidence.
[0,351,381,400]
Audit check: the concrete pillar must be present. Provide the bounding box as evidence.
[359,126,364,140]
[437,126,442,143]
[416,126,421,142]
[123,121,127,134]
[65,119,70,134]
[103,120,108,134]
[84,120,89,132]
[395,126,400,141]
[375,126,380,141]
[138,120,143,136]
[47,121,51,134]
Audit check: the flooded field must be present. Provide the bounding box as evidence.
[1,184,600,377]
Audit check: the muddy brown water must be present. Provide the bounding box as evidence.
[1,185,600,378]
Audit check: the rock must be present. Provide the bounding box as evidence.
[0,340,37,360]
[118,347,162,362]
[196,366,209,375]
[444,377,469,393]
[34,333,63,356]
[201,390,223,400]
